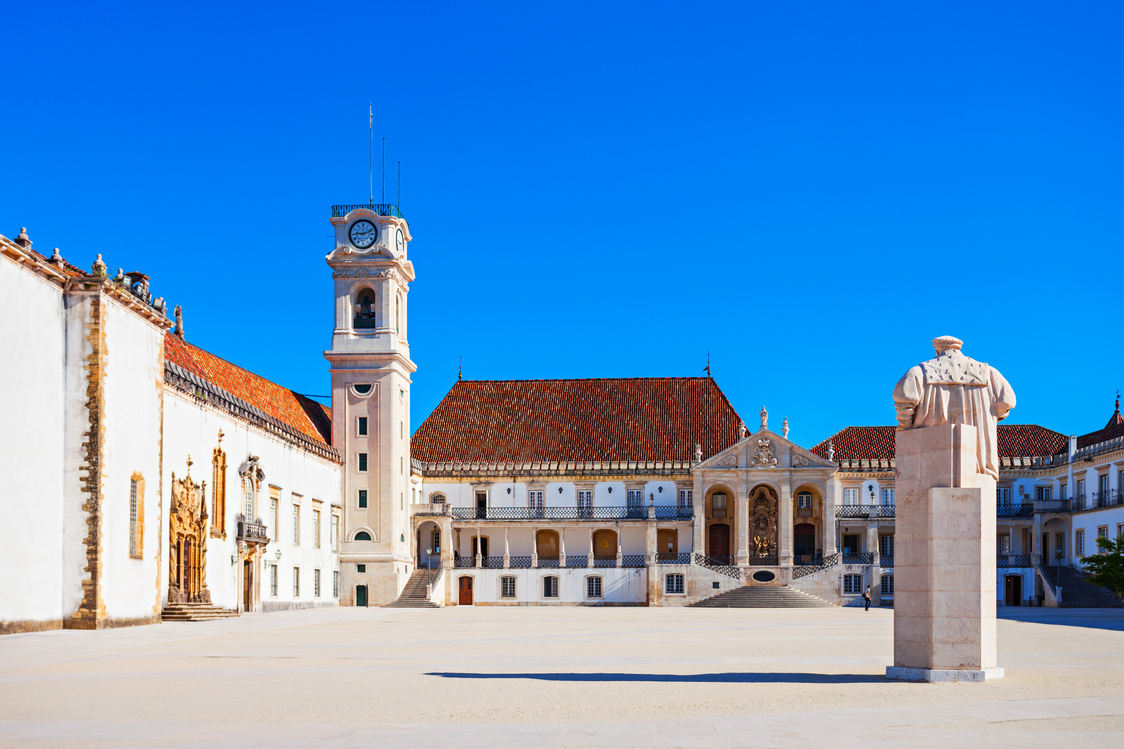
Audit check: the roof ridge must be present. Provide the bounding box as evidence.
[455,376,716,383]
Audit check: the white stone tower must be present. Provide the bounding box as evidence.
[325,204,416,606]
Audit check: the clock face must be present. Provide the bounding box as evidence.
[349,220,377,249]
[395,228,405,253]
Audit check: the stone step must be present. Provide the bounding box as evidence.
[161,602,239,621]
[690,586,835,608]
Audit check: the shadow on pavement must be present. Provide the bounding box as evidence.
[998,608,1124,632]
[428,671,884,684]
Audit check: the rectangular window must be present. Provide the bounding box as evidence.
[244,481,255,520]
[431,528,441,554]
[358,490,367,509]
[843,573,863,595]
[586,576,603,598]
[1055,533,1066,559]
[358,453,368,472]
[1098,526,1109,541]
[881,574,894,595]
[1099,474,1110,501]
[293,568,300,597]
[1076,529,1085,556]
[678,489,692,509]
[880,534,894,557]
[314,569,321,597]
[129,478,140,558]
[577,490,593,517]
[996,487,1011,504]
[333,571,340,598]
[501,576,516,598]
[270,564,278,596]
[313,509,321,548]
[666,573,685,594]
[843,488,858,506]
[627,489,643,508]
[880,488,895,505]
[356,563,366,573]
[997,534,1011,554]
[528,490,544,513]
[292,504,300,545]
[712,493,727,510]
[358,416,368,436]
[1077,478,1086,499]
[797,493,812,509]
[331,514,339,551]
[270,497,279,542]
[1035,486,1052,502]
[543,576,559,598]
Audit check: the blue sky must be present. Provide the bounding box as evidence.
[4,1,1122,447]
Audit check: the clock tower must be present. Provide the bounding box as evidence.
[325,204,415,606]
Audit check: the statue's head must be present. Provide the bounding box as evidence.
[932,335,963,354]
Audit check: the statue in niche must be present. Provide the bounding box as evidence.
[892,336,1016,479]
[749,489,778,557]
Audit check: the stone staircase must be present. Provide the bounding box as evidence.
[1053,566,1123,608]
[690,585,835,608]
[161,602,239,622]
[385,569,440,608]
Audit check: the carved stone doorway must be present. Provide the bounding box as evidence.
[169,468,210,604]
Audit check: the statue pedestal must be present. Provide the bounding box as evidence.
[887,424,1003,682]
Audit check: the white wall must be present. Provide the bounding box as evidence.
[0,259,65,628]
[163,390,342,611]
[453,567,647,605]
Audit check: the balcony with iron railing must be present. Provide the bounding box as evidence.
[236,515,269,542]
[841,552,875,565]
[997,503,1035,518]
[1073,490,1123,512]
[836,505,895,519]
[997,553,1033,567]
[449,506,693,521]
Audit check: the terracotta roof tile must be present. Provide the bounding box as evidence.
[811,424,1068,461]
[411,377,742,465]
[164,333,332,449]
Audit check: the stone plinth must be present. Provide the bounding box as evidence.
[887,423,1002,682]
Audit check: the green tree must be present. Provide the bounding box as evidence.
[1081,535,1124,598]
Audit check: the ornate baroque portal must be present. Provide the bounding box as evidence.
[168,459,211,604]
[748,485,778,561]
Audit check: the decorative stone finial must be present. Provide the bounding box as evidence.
[827,440,835,461]
[694,442,702,462]
[739,421,747,439]
[782,417,789,438]
[14,227,31,249]
[174,305,185,340]
[49,248,63,267]
[760,405,768,430]
[92,254,107,278]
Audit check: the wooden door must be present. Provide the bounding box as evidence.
[356,585,368,607]
[1005,575,1022,606]
[708,523,730,561]
[242,559,252,611]
[459,576,473,605]
[794,523,815,560]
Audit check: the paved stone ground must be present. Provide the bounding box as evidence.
[2,606,1123,747]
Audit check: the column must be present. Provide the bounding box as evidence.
[616,525,623,566]
[589,527,595,560]
[503,527,510,568]
[475,527,482,568]
[559,528,567,567]
[824,478,838,557]
[692,481,705,558]
[531,527,538,567]
[645,521,657,565]
[736,494,748,565]
[779,474,793,566]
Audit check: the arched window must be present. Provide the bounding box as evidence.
[354,530,373,541]
[431,493,446,505]
[542,575,559,598]
[354,288,377,329]
[586,575,603,598]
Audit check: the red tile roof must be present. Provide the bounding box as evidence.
[411,377,743,465]
[164,333,333,450]
[811,424,1068,461]
[1077,401,1124,450]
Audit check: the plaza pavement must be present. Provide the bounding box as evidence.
[1,605,1122,748]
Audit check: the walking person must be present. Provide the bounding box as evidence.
[862,585,872,611]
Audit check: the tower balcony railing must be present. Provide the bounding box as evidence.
[331,203,404,219]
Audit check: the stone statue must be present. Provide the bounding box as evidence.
[174,305,184,339]
[738,421,747,439]
[826,440,835,461]
[759,406,768,430]
[92,253,107,278]
[892,336,1015,479]
[782,417,789,438]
